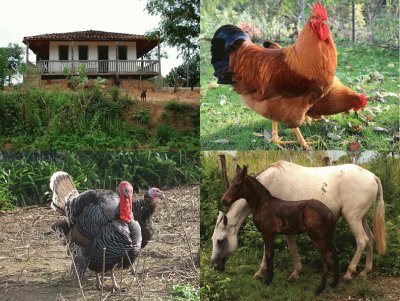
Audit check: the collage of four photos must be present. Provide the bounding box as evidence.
[0,0,399,300]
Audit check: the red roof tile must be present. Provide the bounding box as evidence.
[23,30,156,43]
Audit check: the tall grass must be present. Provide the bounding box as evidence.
[0,151,199,209]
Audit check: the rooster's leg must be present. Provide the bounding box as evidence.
[269,121,283,146]
[292,128,311,150]
[269,121,295,147]
[110,269,120,293]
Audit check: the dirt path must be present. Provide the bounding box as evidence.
[0,186,199,301]
[126,89,200,105]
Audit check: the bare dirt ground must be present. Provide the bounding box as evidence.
[126,88,200,105]
[0,186,199,301]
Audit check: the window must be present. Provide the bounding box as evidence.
[59,45,69,60]
[118,46,127,60]
[78,45,88,60]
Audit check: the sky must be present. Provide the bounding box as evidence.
[0,0,182,76]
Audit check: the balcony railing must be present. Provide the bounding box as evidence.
[37,60,159,75]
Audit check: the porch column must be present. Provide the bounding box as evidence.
[157,41,161,86]
[115,41,119,85]
[71,41,74,73]
[25,41,29,66]
[157,41,161,76]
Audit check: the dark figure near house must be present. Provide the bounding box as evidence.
[141,90,147,102]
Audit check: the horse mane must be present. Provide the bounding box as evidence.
[255,160,287,178]
[246,174,272,197]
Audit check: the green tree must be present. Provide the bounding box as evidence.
[145,0,200,86]
[145,0,200,52]
[0,43,24,89]
[164,53,199,90]
[0,48,8,89]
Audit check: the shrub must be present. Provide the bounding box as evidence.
[165,101,192,113]
[132,109,151,125]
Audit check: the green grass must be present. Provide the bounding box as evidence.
[200,41,399,150]
[201,244,386,301]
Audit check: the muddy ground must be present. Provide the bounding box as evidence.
[0,186,199,301]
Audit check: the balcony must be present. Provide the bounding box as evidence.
[37,59,160,76]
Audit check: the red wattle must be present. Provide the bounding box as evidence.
[119,199,132,223]
[318,25,329,41]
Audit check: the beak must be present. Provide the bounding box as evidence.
[159,192,165,199]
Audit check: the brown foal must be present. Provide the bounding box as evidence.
[221,165,339,295]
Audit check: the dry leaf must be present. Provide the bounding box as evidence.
[213,139,229,144]
[373,126,389,133]
[327,133,341,141]
[347,141,360,151]
[252,132,264,137]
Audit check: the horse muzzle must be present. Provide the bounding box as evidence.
[221,196,232,207]
[211,259,225,272]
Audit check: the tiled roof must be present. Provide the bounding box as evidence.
[23,30,156,43]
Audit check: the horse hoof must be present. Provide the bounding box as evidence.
[287,273,299,282]
[314,287,324,296]
[358,271,369,278]
[343,273,353,281]
[253,273,263,280]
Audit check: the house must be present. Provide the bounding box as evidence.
[23,30,161,83]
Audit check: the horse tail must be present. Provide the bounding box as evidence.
[373,176,386,255]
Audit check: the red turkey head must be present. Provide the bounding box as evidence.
[119,181,134,223]
[147,187,165,202]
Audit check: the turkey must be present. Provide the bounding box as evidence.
[133,187,164,249]
[50,171,142,292]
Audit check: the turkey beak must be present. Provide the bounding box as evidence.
[159,191,165,200]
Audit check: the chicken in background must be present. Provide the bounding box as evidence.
[263,40,368,121]
[211,3,337,148]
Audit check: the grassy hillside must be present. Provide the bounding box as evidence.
[0,86,199,150]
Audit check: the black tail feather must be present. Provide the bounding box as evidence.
[211,25,250,84]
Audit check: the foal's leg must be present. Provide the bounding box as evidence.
[343,219,369,280]
[309,234,330,295]
[253,246,267,279]
[263,236,275,285]
[286,235,303,281]
[359,218,374,278]
[327,240,340,288]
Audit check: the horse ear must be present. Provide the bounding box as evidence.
[235,165,242,174]
[223,214,228,226]
[242,165,248,176]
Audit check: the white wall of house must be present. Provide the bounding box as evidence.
[48,41,137,61]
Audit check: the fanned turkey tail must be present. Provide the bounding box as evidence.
[50,171,79,215]
[211,25,250,84]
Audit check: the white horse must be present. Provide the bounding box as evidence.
[211,161,386,280]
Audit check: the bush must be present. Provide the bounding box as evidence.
[132,109,151,125]
[165,101,192,113]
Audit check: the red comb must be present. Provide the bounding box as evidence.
[312,2,328,20]
[359,94,368,107]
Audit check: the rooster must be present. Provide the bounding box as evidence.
[50,171,142,292]
[211,2,337,148]
[263,41,368,120]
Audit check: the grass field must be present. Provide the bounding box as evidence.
[200,41,399,150]
[200,244,398,301]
